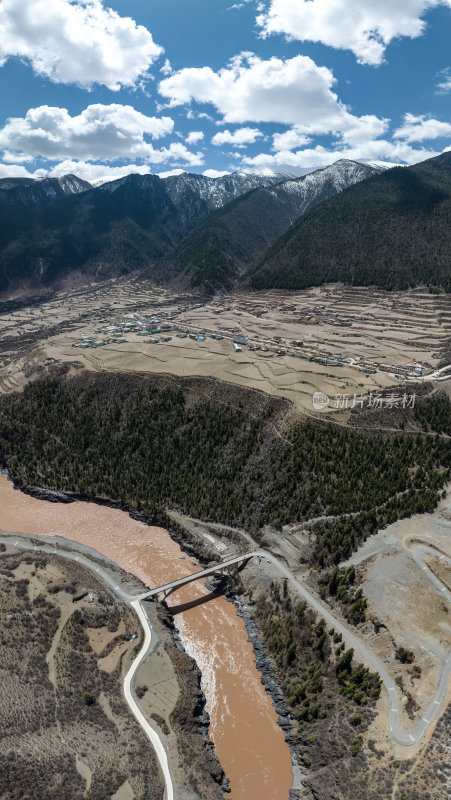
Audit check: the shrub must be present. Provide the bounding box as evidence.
[395,647,415,664]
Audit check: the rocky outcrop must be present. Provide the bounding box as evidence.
[156,603,227,799]
[21,485,75,503]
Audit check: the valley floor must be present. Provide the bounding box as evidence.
[0,280,450,416]
[0,279,450,799]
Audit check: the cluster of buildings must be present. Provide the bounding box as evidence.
[74,301,230,350]
[378,363,425,379]
[72,297,431,384]
[296,305,369,328]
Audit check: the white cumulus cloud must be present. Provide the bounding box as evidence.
[162,142,205,166]
[0,104,176,163]
[436,68,451,93]
[0,0,163,89]
[243,140,439,170]
[272,128,312,152]
[257,0,451,66]
[159,52,387,144]
[158,168,187,178]
[185,131,205,144]
[0,158,205,184]
[0,162,35,178]
[394,113,451,142]
[44,160,153,182]
[211,127,263,146]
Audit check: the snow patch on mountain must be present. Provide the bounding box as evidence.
[0,173,92,210]
[163,170,289,213]
[260,159,383,216]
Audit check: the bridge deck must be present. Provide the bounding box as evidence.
[140,552,256,599]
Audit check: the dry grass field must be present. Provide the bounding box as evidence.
[0,543,164,800]
[0,280,449,416]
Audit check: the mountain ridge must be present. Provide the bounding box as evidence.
[248,153,451,292]
[0,169,285,292]
[1,155,450,294]
[153,159,383,290]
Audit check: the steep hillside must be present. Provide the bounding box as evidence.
[0,371,449,565]
[249,154,451,292]
[0,174,183,290]
[163,169,286,230]
[0,174,92,248]
[0,170,283,293]
[0,174,92,209]
[155,160,380,290]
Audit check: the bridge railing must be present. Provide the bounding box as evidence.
[140,552,256,600]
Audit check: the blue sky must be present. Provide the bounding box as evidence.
[0,0,450,182]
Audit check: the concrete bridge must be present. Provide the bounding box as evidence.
[139,552,257,601]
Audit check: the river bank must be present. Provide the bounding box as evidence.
[13,472,304,793]
[11,477,221,567]
[0,537,166,800]
[1,530,227,799]
[0,473,294,800]
[232,595,304,798]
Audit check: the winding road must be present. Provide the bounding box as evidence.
[253,544,451,747]
[1,527,450,800]
[124,599,173,800]
[428,364,451,382]
[0,535,175,800]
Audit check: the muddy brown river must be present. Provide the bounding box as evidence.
[0,475,292,799]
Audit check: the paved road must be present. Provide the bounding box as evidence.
[411,544,451,603]
[124,600,173,800]
[252,545,451,747]
[429,364,451,381]
[2,532,450,751]
[136,537,451,747]
[139,552,254,599]
[0,534,175,800]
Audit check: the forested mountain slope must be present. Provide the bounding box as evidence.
[0,171,283,292]
[249,153,451,292]
[156,160,381,290]
[0,372,449,566]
